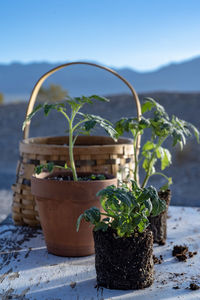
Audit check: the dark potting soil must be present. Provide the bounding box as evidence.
[172,245,197,262]
[148,189,171,245]
[48,174,107,181]
[93,227,154,290]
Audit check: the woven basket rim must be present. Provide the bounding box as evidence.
[20,135,133,147]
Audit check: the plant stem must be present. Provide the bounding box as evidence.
[72,119,88,133]
[69,121,78,181]
[101,212,116,218]
[133,130,140,185]
[150,172,170,182]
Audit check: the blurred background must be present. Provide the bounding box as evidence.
[0,0,200,221]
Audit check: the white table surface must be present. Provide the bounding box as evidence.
[1,206,200,300]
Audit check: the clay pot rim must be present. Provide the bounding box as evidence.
[32,171,116,184]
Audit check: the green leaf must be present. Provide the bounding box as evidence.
[102,217,110,222]
[161,149,172,170]
[83,207,101,224]
[115,118,138,138]
[172,129,183,147]
[141,100,155,114]
[143,141,155,151]
[94,222,109,232]
[76,214,84,232]
[137,216,149,232]
[137,188,151,203]
[77,207,101,231]
[34,162,55,174]
[22,104,43,130]
[84,120,97,131]
[43,103,66,116]
[80,113,118,141]
[143,97,169,119]
[138,117,150,129]
[35,165,45,174]
[79,182,167,236]
[65,98,82,110]
[88,95,110,102]
[142,158,149,172]
[147,186,166,216]
[115,119,125,137]
[143,199,153,213]
[46,162,55,172]
[156,146,164,159]
[186,122,200,143]
[160,177,172,191]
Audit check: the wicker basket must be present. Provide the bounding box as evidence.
[12,61,141,226]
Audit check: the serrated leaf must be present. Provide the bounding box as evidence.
[43,103,66,116]
[144,199,153,214]
[84,120,97,131]
[143,141,155,151]
[78,207,101,228]
[138,117,150,129]
[35,164,45,174]
[142,158,149,172]
[141,100,155,114]
[46,162,55,172]
[80,113,118,141]
[149,187,166,216]
[22,104,43,130]
[186,122,200,143]
[94,222,109,232]
[115,119,125,137]
[76,214,84,232]
[88,95,110,102]
[161,149,172,170]
[34,162,54,174]
[143,97,169,119]
[156,146,165,159]
[160,177,172,191]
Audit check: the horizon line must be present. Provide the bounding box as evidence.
[0,54,199,74]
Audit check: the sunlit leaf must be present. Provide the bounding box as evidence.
[22,104,43,130]
[161,149,172,170]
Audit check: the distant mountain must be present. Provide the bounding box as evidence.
[1,57,200,102]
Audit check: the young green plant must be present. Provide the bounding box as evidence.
[115,97,200,190]
[23,95,118,181]
[77,180,166,238]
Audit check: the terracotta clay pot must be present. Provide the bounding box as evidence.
[149,189,171,245]
[31,171,117,257]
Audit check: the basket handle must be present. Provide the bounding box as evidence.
[23,61,141,155]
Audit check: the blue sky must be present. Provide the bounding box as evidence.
[1,0,200,71]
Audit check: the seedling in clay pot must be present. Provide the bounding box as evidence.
[23,95,118,257]
[77,180,166,290]
[115,97,200,244]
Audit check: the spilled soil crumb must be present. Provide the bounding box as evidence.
[70,281,76,289]
[172,245,188,256]
[189,251,197,258]
[153,255,163,264]
[172,245,197,262]
[189,283,200,290]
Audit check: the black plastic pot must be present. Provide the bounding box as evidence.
[149,189,171,245]
[93,227,154,290]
